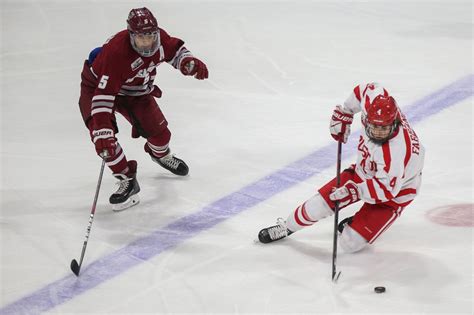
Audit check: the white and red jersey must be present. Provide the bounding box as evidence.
[81,28,193,125]
[342,83,425,207]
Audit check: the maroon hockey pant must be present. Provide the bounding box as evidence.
[79,84,171,175]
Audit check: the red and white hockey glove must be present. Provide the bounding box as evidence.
[329,105,354,143]
[91,128,116,158]
[329,180,360,207]
[180,57,209,80]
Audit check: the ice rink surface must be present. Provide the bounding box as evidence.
[1,0,473,314]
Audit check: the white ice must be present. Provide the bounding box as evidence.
[1,0,473,314]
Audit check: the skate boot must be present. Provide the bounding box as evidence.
[338,216,354,233]
[258,218,293,244]
[148,149,189,176]
[110,160,141,211]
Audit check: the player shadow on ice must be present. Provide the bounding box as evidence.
[339,248,458,303]
[282,237,335,264]
[149,173,192,181]
[89,178,190,246]
[260,233,458,304]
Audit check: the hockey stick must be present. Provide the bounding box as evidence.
[331,141,342,282]
[70,158,106,276]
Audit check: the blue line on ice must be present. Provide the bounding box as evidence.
[1,74,472,315]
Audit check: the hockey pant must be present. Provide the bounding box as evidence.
[83,93,171,175]
[285,167,411,253]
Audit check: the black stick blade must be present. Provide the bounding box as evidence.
[70,259,81,276]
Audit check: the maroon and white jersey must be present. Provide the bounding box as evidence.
[342,83,425,206]
[84,29,193,120]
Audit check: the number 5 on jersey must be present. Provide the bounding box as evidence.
[98,75,109,89]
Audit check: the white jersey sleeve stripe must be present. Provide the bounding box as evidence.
[92,95,115,101]
[91,108,113,115]
[92,101,114,108]
[169,46,193,70]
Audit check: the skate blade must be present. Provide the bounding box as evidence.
[112,195,140,212]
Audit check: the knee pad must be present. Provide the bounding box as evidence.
[339,225,368,253]
[305,193,333,219]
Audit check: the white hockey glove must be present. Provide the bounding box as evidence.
[330,105,354,143]
[329,180,360,207]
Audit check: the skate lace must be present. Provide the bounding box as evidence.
[160,154,180,170]
[115,178,132,194]
[268,218,288,240]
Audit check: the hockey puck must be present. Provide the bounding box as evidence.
[374,286,386,293]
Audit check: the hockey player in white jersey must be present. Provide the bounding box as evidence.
[258,83,425,253]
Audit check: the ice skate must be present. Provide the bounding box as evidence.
[258,218,293,244]
[110,161,140,211]
[338,216,354,233]
[149,149,189,176]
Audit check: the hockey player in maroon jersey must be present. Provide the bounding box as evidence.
[258,83,425,253]
[78,7,208,211]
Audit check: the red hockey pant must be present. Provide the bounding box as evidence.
[319,167,410,244]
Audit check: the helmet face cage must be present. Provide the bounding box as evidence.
[127,8,159,57]
[365,122,397,144]
[129,32,159,57]
[364,95,399,144]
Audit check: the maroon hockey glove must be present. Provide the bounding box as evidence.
[330,105,354,143]
[91,128,116,158]
[329,180,360,207]
[180,57,209,80]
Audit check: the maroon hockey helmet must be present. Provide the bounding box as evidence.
[127,7,160,57]
[127,7,159,34]
[365,95,400,143]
